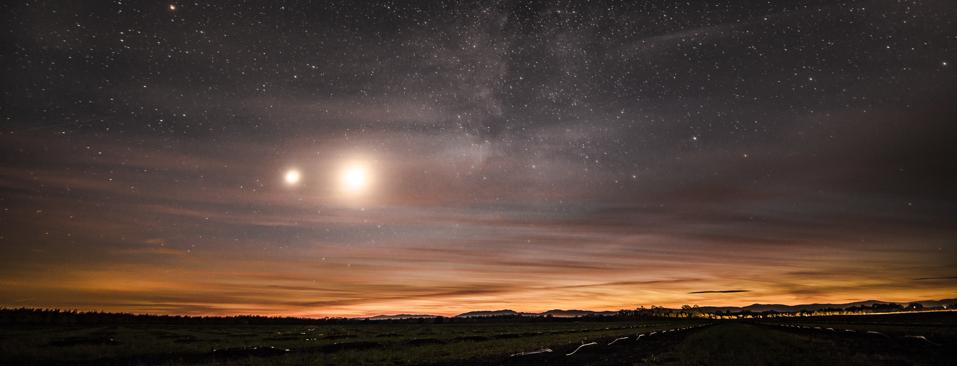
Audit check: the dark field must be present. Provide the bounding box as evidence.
[1,313,954,365]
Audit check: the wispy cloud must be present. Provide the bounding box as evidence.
[913,276,957,281]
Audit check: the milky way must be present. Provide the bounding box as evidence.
[1,1,956,317]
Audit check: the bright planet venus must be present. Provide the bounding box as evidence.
[340,163,371,195]
[0,1,955,318]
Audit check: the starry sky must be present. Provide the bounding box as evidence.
[1,1,956,317]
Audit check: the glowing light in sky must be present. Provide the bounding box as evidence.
[339,162,370,194]
[284,169,301,185]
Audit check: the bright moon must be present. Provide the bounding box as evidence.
[284,169,301,185]
[339,163,370,194]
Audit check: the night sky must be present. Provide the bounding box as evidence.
[1,1,956,317]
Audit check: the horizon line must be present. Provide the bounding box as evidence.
[4,297,953,319]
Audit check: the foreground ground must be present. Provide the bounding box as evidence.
[0,312,953,365]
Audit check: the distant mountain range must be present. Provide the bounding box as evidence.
[455,309,619,318]
[363,299,956,319]
[697,299,957,313]
[365,314,441,320]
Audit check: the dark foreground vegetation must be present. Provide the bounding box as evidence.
[1,309,954,365]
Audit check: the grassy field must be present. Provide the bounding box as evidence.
[1,312,953,365]
[504,312,956,365]
[760,311,957,343]
[0,318,703,365]
[652,322,953,366]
